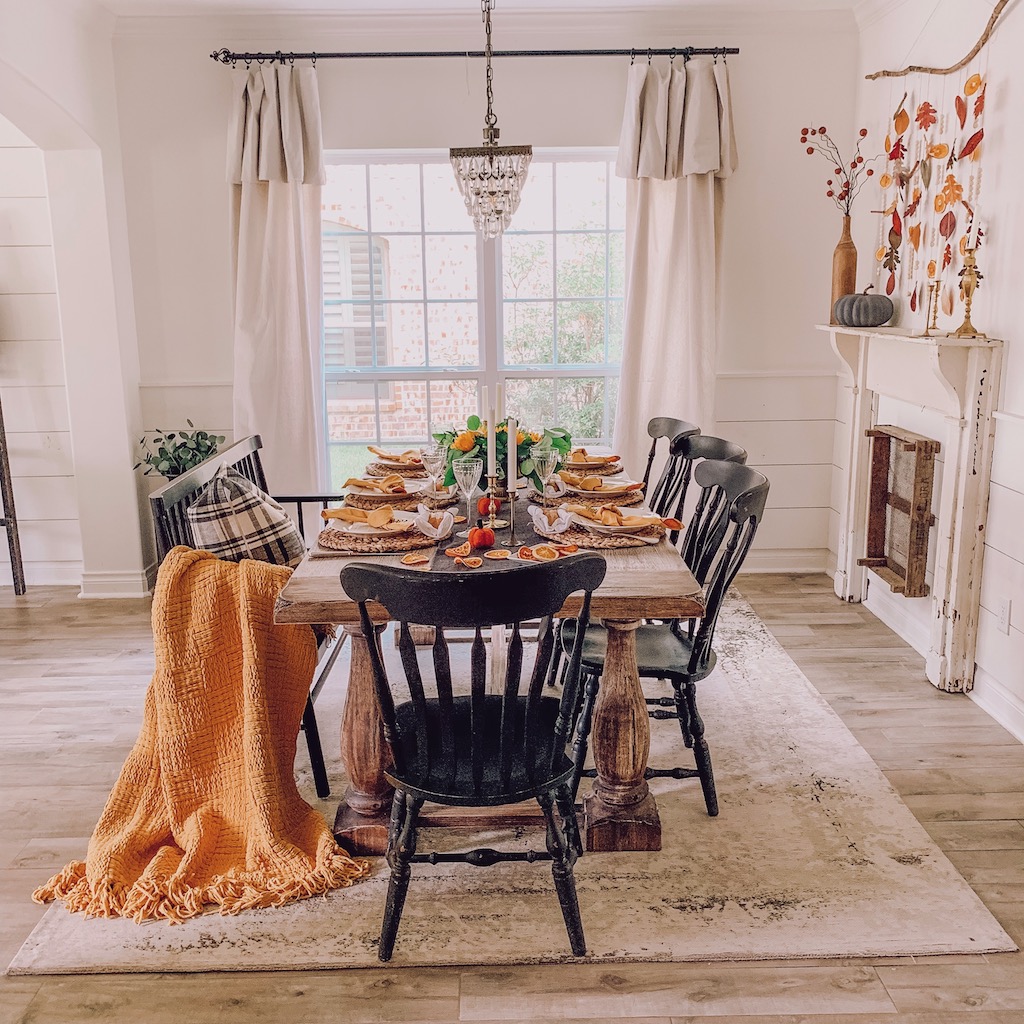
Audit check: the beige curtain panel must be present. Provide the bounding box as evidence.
[613,58,738,478]
[227,66,326,493]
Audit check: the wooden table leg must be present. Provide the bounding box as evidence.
[583,618,661,852]
[333,623,393,856]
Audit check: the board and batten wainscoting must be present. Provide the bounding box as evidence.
[716,370,836,573]
[0,112,82,588]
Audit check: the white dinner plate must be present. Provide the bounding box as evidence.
[569,505,662,534]
[345,478,429,500]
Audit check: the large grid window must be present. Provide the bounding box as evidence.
[322,151,625,488]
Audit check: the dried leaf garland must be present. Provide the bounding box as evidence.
[894,104,911,134]
[886,271,897,295]
[920,159,932,188]
[960,129,984,160]
[915,101,937,130]
[955,94,967,129]
[941,285,955,316]
[942,242,953,270]
[939,210,957,239]
[927,143,949,160]
[888,136,906,161]
[909,223,922,250]
[910,286,918,311]
[964,73,983,96]
[974,84,986,119]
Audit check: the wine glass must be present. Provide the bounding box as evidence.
[531,444,560,512]
[452,457,483,536]
[420,443,448,501]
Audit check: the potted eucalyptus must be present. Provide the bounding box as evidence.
[134,420,226,479]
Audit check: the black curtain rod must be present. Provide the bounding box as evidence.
[210,46,738,65]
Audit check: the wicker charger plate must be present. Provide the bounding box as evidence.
[532,522,664,549]
[560,461,622,476]
[343,491,456,512]
[316,526,448,555]
[366,461,427,479]
[529,488,646,509]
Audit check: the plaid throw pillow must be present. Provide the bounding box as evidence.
[186,465,305,568]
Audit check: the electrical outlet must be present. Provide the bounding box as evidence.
[997,598,1011,635]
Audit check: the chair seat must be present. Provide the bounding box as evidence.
[388,694,574,806]
[561,620,717,683]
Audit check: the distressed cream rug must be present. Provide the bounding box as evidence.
[7,594,1015,974]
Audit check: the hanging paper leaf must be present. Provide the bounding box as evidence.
[920,159,932,189]
[884,133,892,152]
[888,136,906,161]
[939,211,956,239]
[892,209,902,235]
[909,224,921,250]
[959,129,984,160]
[941,174,963,204]
[886,271,896,295]
[894,106,911,134]
[910,287,918,312]
[906,194,921,219]
[941,285,955,316]
[974,84,986,119]
[915,101,937,130]
[955,95,967,129]
[964,73,983,97]
[942,242,953,270]
[962,199,974,220]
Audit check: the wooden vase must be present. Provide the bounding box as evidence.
[830,215,858,325]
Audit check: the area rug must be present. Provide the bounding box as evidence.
[7,593,1016,974]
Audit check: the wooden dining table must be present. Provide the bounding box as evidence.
[275,518,705,856]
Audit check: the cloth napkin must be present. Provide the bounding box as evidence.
[413,504,455,539]
[529,504,574,535]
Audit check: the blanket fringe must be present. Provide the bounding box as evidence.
[34,845,371,924]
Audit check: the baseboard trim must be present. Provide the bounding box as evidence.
[743,548,829,573]
[970,666,1024,746]
[1,561,83,588]
[78,570,151,600]
[864,576,931,659]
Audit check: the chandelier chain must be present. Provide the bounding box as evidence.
[483,0,497,131]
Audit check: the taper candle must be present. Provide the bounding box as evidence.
[506,417,517,490]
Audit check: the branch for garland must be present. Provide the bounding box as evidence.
[865,0,1008,80]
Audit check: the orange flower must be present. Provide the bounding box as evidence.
[529,431,543,443]
[516,429,526,444]
[452,431,477,452]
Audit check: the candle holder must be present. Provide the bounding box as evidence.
[485,474,509,530]
[949,249,986,339]
[919,281,941,337]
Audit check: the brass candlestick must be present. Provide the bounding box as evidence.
[485,474,508,529]
[950,248,986,338]
[921,281,941,336]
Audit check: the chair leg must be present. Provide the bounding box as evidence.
[539,790,586,957]
[681,681,718,817]
[379,790,422,962]
[545,622,564,689]
[672,684,694,748]
[301,695,331,798]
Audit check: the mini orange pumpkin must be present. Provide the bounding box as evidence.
[467,520,495,550]
[477,495,502,516]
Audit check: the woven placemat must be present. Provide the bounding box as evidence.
[365,461,428,479]
[314,527,449,557]
[560,462,622,476]
[343,492,457,512]
[529,488,646,509]
[532,522,664,549]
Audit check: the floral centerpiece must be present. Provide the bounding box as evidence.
[433,416,572,491]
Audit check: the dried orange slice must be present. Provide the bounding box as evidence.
[661,517,682,531]
[454,556,483,568]
[401,553,431,566]
[555,544,579,555]
[484,549,512,559]
[453,514,468,524]
[533,544,559,561]
[517,545,536,560]
[964,73,983,96]
[445,540,472,558]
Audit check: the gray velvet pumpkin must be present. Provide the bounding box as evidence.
[833,285,894,328]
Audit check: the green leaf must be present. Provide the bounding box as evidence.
[466,414,481,431]
[519,458,535,476]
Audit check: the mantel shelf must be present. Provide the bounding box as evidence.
[815,323,1004,421]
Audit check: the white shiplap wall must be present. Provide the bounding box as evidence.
[0,113,82,585]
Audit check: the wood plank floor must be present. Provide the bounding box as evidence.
[1,572,1022,1024]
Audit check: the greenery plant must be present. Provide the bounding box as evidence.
[134,420,226,478]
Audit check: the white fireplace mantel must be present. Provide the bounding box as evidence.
[819,324,1004,693]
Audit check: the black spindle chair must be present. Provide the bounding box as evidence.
[341,553,607,962]
[148,434,344,798]
[664,434,748,548]
[559,461,769,817]
[642,417,701,516]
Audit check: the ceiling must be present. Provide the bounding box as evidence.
[97,0,858,15]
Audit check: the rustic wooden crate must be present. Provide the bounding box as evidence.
[857,424,940,598]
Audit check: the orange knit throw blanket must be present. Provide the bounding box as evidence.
[34,547,369,923]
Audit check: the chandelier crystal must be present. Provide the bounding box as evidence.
[450,0,532,239]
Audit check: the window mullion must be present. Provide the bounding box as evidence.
[479,235,500,415]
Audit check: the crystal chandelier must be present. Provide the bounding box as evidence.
[450,0,532,239]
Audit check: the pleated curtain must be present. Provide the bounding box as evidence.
[226,65,326,492]
[612,58,738,476]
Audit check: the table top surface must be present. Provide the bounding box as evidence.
[276,539,704,625]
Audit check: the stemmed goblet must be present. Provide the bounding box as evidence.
[419,443,448,501]
[530,444,560,513]
[452,457,484,537]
